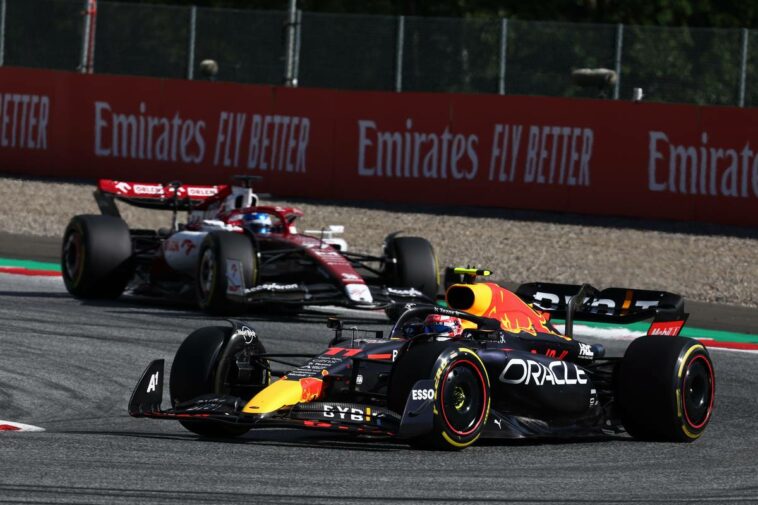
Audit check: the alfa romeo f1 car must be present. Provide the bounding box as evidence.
[128,271,715,450]
[61,177,438,314]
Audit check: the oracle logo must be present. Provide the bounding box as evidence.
[499,358,588,386]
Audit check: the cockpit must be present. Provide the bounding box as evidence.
[239,209,294,235]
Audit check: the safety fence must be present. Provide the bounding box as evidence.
[1,0,758,107]
[2,67,757,227]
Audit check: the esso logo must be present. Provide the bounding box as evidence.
[412,388,434,401]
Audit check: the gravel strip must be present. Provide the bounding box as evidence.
[0,177,755,308]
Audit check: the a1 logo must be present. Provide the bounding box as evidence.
[147,372,160,393]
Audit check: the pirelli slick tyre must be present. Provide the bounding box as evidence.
[390,343,490,450]
[618,335,715,442]
[61,215,133,299]
[170,326,269,438]
[384,236,440,300]
[195,231,257,315]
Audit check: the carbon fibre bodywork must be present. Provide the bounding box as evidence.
[129,312,608,440]
[129,278,709,447]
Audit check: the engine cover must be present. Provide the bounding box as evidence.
[162,231,207,273]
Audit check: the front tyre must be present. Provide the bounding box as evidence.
[61,215,133,299]
[195,231,257,315]
[390,344,490,450]
[169,326,269,438]
[617,335,715,442]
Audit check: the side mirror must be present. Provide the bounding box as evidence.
[327,317,343,330]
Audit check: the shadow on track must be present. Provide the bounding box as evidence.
[60,428,406,453]
[62,426,635,453]
[475,434,633,447]
[89,296,389,326]
[0,287,387,327]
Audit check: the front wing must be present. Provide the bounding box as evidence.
[129,360,612,441]
[128,360,435,438]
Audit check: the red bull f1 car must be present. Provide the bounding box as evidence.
[61,177,438,314]
[128,271,715,449]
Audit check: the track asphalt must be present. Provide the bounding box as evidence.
[0,232,758,504]
[0,263,757,502]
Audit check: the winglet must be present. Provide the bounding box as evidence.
[453,267,493,277]
[128,360,165,417]
[444,267,493,289]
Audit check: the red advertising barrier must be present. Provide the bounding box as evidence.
[1,67,756,227]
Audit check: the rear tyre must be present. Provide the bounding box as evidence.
[169,326,269,438]
[617,335,715,442]
[61,215,133,299]
[195,231,257,315]
[389,343,490,450]
[384,236,439,300]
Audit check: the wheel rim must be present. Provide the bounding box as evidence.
[198,248,216,299]
[683,354,714,429]
[63,231,83,282]
[440,360,487,436]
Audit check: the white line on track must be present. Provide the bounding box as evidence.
[555,324,758,354]
[553,323,644,341]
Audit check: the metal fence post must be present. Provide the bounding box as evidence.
[498,18,508,95]
[79,0,91,72]
[613,23,624,99]
[187,6,197,80]
[78,0,97,73]
[394,15,405,92]
[284,0,297,86]
[0,0,6,67]
[739,28,748,107]
[293,9,301,85]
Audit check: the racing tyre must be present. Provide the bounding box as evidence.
[384,236,439,300]
[617,335,715,442]
[169,325,269,438]
[61,215,133,299]
[389,343,490,450]
[196,231,257,315]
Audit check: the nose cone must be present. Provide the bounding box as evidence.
[242,377,323,414]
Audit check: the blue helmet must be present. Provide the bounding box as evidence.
[244,212,273,234]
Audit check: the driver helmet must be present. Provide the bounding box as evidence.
[244,212,273,234]
[423,314,463,338]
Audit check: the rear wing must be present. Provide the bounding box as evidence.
[515,282,688,337]
[96,179,230,214]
